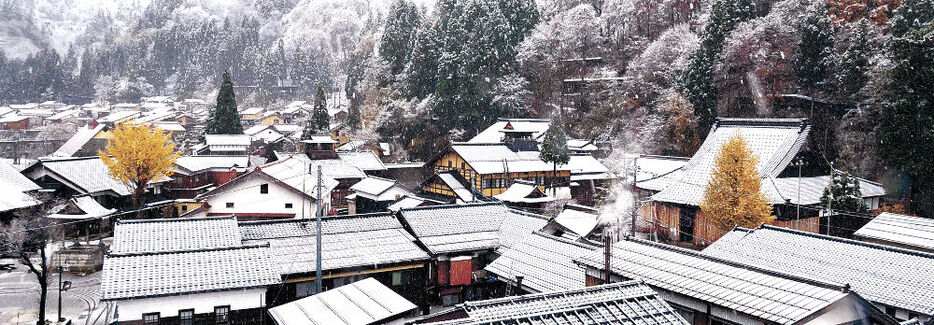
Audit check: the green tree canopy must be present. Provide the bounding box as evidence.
[205,71,243,134]
[380,0,422,75]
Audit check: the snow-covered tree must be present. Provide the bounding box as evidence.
[794,1,835,94]
[380,0,421,75]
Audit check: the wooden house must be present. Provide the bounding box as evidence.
[640,118,885,246]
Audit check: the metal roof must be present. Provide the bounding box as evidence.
[651,118,810,206]
[110,216,243,255]
[33,157,133,196]
[854,212,934,252]
[431,280,688,325]
[337,151,387,171]
[267,277,416,325]
[770,175,886,205]
[101,245,280,300]
[703,225,934,316]
[485,232,598,293]
[53,124,107,157]
[575,238,852,324]
[239,214,429,275]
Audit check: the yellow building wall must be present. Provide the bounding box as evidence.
[430,150,571,197]
[260,115,283,125]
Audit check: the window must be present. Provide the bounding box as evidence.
[225,202,234,208]
[447,161,452,167]
[179,309,194,325]
[285,203,293,209]
[181,205,188,212]
[392,271,403,286]
[260,184,269,194]
[143,313,160,325]
[460,162,465,169]
[214,306,230,324]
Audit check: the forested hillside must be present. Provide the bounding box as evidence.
[1,0,932,212]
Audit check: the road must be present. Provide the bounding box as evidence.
[0,258,108,325]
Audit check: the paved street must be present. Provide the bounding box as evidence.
[0,258,107,325]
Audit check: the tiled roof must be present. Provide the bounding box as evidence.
[450,143,566,174]
[337,151,387,171]
[553,209,599,237]
[652,118,810,205]
[268,277,417,325]
[575,238,852,324]
[485,232,598,293]
[34,157,133,196]
[432,280,688,325]
[253,157,340,198]
[110,217,243,255]
[703,225,934,316]
[101,245,280,300]
[239,214,429,275]
[0,159,39,192]
[769,175,886,205]
[854,212,934,252]
[350,176,412,201]
[399,203,549,255]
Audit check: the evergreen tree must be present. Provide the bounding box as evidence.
[380,0,422,75]
[700,134,773,232]
[303,86,330,139]
[820,171,869,236]
[347,90,362,131]
[833,19,872,99]
[877,0,934,215]
[404,22,440,98]
[794,3,835,94]
[205,71,243,135]
[539,120,570,194]
[680,0,758,135]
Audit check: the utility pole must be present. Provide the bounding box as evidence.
[603,227,611,284]
[795,158,803,229]
[825,163,834,236]
[314,165,323,294]
[58,265,63,322]
[630,156,638,237]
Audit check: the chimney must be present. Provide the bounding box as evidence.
[514,275,524,295]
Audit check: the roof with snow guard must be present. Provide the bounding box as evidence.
[239,213,429,275]
[101,245,280,301]
[109,216,242,255]
[575,238,872,325]
[468,119,552,144]
[651,118,811,205]
[428,280,688,325]
[398,203,549,255]
[204,134,251,152]
[854,212,934,252]
[703,225,934,316]
[267,277,417,325]
[484,232,598,293]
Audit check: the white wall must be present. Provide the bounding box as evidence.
[114,288,265,321]
[205,175,328,219]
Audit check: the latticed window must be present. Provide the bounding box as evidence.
[215,306,230,324]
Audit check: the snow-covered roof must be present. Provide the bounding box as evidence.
[448,143,568,174]
[351,177,413,202]
[98,110,141,124]
[268,277,417,325]
[854,212,934,252]
[31,157,133,196]
[338,151,387,171]
[101,245,280,300]
[567,155,612,181]
[301,135,338,144]
[399,203,549,255]
[243,124,271,135]
[152,121,186,132]
[493,182,553,204]
[468,118,552,143]
[305,159,367,180]
[109,217,242,255]
[485,232,598,293]
[0,114,28,123]
[48,196,116,220]
[704,225,934,316]
[205,134,251,146]
[576,238,855,324]
[651,118,811,206]
[434,281,686,325]
[239,213,429,275]
[554,208,599,237]
[173,156,251,175]
[53,124,106,157]
[253,157,340,198]
[437,172,475,202]
[387,196,427,212]
[240,107,264,115]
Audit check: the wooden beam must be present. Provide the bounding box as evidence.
[284,263,425,284]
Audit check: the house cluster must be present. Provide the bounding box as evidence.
[2,97,933,325]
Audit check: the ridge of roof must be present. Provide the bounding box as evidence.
[715,117,808,128]
[496,118,551,122]
[399,201,503,213]
[237,211,395,226]
[530,230,597,250]
[108,242,268,258]
[451,142,509,146]
[638,154,690,161]
[615,237,851,292]
[461,279,651,307]
[505,208,551,221]
[743,225,934,259]
[116,216,234,225]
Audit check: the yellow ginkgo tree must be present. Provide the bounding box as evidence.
[100,121,180,212]
[700,133,773,231]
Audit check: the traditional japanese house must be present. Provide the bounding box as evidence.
[853,212,934,253]
[484,231,598,294]
[642,118,885,246]
[167,155,254,199]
